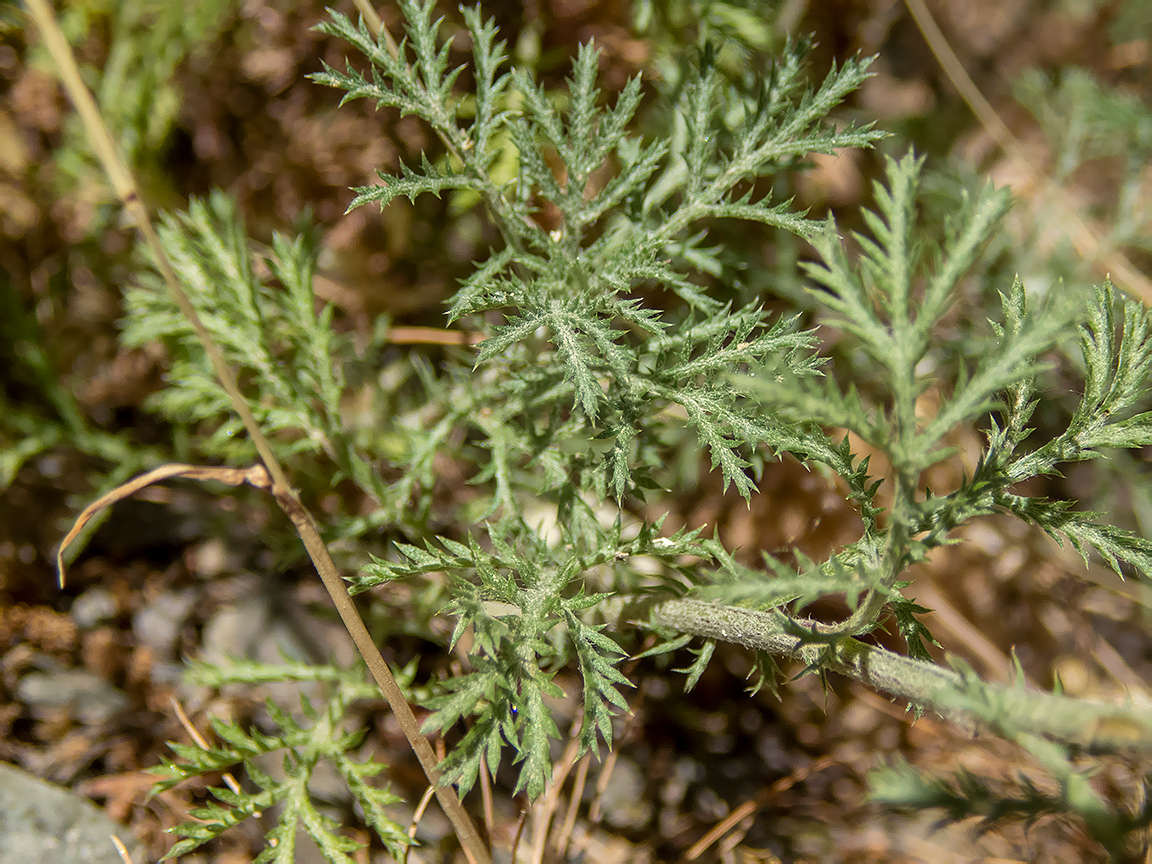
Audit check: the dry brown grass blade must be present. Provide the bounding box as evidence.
[352,0,397,55]
[683,755,837,861]
[388,326,483,346]
[400,784,437,864]
[553,753,591,861]
[24,1,490,860]
[479,758,496,849]
[509,805,530,864]
[913,581,1033,687]
[170,697,245,799]
[586,747,619,826]
[529,731,582,864]
[110,834,133,864]
[904,0,1152,306]
[55,463,271,588]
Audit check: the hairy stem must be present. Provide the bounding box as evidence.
[644,598,1152,752]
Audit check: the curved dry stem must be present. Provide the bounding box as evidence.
[56,462,271,588]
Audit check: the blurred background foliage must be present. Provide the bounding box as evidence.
[4,0,1152,860]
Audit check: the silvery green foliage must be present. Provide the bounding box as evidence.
[310,0,882,798]
[131,0,1152,856]
[121,193,390,503]
[150,665,409,862]
[311,0,880,510]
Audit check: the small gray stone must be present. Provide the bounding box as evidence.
[598,757,653,830]
[200,595,271,665]
[16,670,130,725]
[189,591,328,710]
[132,588,197,657]
[0,762,143,864]
[188,538,230,579]
[70,588,118,629]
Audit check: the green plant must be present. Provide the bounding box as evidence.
[46,0,1152,859]
[3,0,237,559]
[150,660,412,861]
[35,0,238,220]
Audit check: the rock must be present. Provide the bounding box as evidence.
[16,669,129,725]
[188,538,230,580]
[0,762,143,864]
[69,588,118,629]
[132,588,197,657]
[195,591,322,708]
[598,757,653,831]
[200,594,271,665]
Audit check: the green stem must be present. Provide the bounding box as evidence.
[644,598,1152,753]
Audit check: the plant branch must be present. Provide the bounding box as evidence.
[644,598,1152,752]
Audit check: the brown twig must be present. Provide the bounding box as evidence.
[388,325,483,346]
[170,697,245,800]
[529,730,583,864]
[25,1,489,861]
[683,755,837,861]
[553,752,591,861]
